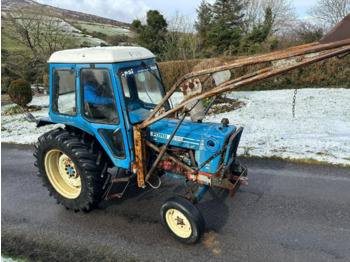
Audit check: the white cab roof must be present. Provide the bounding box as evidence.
[48,46,155,64]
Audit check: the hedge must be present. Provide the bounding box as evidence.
[158,55,350,92]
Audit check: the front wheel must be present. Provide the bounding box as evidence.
[160,196,205,244]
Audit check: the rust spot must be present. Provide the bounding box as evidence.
[180,78,203,100]
[296,56,304,62]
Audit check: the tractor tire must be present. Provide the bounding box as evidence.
[34,128,107,212]
[160,196,205,244]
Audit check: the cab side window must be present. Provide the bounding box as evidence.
[52,69,76,116]
[81,69,119,125]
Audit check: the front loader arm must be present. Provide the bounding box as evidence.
[134,14,350,188]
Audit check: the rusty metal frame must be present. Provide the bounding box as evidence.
[133,15,350,188]
[140,41,350,129]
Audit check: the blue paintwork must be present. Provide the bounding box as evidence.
[147,118,237,173]
[41,57,241,180]
[194,185,210,202]
[43,59,159,170]
[128,108,152,123]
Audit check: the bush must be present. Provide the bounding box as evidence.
[158,59,205,91]
[8,79,32,108]
[108,35,130,46]
[1,77,13,93]
[159,55,350,92]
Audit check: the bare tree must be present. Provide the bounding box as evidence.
[3,4,75,59]
[242,0,297,33]
[291,19,325,45]
[308,0,350,28]
[163,12,202,60]
[3,4,76,81]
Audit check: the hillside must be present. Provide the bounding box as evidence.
[1,0,130,27]
[1,0,132,51]
[1,0,134,86]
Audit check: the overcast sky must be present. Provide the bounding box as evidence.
[36,0,318,24]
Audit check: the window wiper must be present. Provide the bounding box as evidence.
[141,62,163,85]
[141,62,174,109]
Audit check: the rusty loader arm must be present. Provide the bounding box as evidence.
[134,14,350,188]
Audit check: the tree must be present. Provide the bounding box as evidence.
[308,0,350,28]
[163,12,202,61]
[196,0,245,55]
[4,5,74,58]
[130,19,142,33]
[4,52,36,82]
[3,4,75,82]
[130,10,168,60]
[242,0,297,33]
[212,0,245,28]
[147,10,168,32]
[206,17,242,55]
[293,20,324,44]
[195,0,213,48]
[239,7,274,54]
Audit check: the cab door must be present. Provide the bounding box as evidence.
[76,64,131,169]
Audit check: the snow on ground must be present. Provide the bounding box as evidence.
[1,88,350,165]
[172,88,350,166]
[1,256,20,262]
[1,95,63,144]
[56,19,108,45]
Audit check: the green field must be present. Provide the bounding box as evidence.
[69,20,132,37]
[1,16,132,53]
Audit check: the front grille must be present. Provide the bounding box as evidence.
[216,127,244,175]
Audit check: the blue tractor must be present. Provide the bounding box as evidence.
[33,46,247,244]
[33,17,350,243]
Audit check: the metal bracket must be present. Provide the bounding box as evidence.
[337,51,350,59]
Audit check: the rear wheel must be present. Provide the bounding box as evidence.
[160,196,205,244]
[45,149,81,199]
[34,128,108,212]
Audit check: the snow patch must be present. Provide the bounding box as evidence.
[1,88,349,165]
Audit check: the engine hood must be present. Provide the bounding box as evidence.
[147,118,236,150]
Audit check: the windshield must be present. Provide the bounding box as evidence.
[120,64,169,124]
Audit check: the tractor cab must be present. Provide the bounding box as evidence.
[40,47,169,170]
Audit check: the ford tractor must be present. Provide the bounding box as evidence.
[32,15,350,243]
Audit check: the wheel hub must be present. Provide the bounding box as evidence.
[58,155,80,187]
[175,216,185,226]
[166,209,192,238]
[45,149,81,199]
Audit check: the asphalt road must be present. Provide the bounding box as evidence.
[2,143,350,262]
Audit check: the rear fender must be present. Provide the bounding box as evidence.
[36,117,94,136]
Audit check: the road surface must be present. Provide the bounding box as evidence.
[2,144,350,261]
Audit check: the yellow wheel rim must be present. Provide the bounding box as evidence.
[45,149,81,199]
[165,209,192,238]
